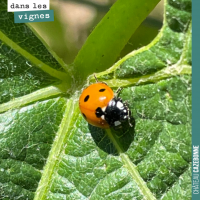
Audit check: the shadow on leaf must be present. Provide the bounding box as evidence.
[88,118,135,156]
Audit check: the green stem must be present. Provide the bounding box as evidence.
[73,0,161,86]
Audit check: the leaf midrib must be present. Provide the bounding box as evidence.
[33,99,79,200]
[0,84,65,113]
[0,30,70,81]
[105,129,156,200]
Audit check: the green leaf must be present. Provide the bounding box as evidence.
[0,0,191,200]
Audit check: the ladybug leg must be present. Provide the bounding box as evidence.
[127,108,133,127]
[93,74,108,85]
[115,87,123,97]
[124,101,133,127]
[94,74,98,82]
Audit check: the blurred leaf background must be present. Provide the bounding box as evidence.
[30,0,164,65]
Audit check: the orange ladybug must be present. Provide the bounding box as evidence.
[79,76,132,129]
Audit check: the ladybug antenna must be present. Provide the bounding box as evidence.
[94,74,98,82]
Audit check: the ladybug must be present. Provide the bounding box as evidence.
[79,75,132,129]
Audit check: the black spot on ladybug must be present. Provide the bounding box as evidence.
[82,113,87,119]
[95,107,104,118]
[84,95,90,102]
[99,88,106,92]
